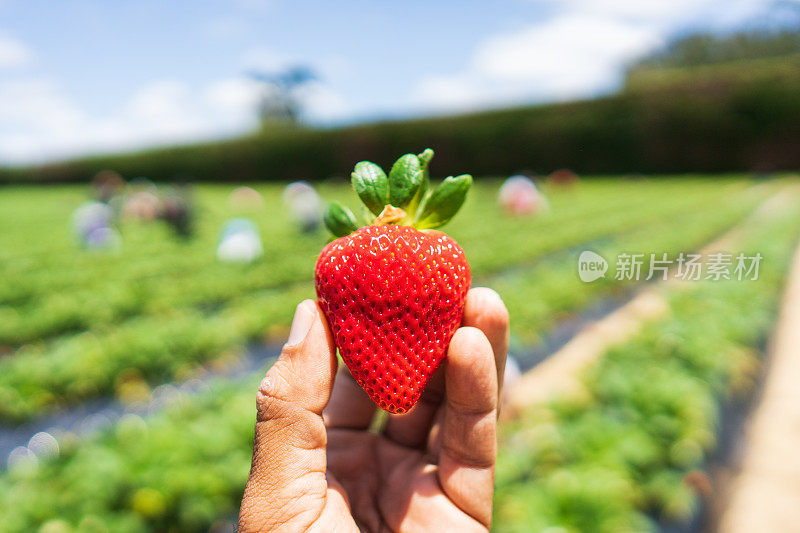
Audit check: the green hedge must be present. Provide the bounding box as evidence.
[3,66,800,184]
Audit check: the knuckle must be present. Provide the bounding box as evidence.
[256,362,296,420]
[449,394,497,417]
[254,361,327,451]
[441,430,496,469]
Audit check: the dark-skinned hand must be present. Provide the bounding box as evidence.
[239,288,509,532]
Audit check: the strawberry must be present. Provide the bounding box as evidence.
[315,149,472,413]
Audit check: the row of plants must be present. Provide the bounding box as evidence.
[0,283,312,422]
[494,181,773,344]
[0,178,706,267]
[0,180,758,347]
[0,374,258,533]
[0,180,731,317]
[456,179,758,275]
[0,181,773,422]
[0,186,309,306]
[0,189,796,533]
[492,197,800,531]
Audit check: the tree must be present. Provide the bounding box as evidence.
[248,66,316,126]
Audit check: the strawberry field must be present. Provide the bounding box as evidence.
[1,176,798,532]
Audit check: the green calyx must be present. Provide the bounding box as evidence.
[324,148,472,238]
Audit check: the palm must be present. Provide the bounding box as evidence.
[324,393,490,532]
[239,289,508,533]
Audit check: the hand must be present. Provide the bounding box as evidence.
[238,288,509,532]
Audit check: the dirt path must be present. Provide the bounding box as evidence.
[504,184,798,418]
[504,290,667,414]
[717,239,800,532]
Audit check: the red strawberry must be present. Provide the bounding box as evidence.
[315,149,473,413]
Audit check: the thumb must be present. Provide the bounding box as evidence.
[239,299,338,532]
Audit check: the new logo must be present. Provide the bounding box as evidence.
[578,250,608,282]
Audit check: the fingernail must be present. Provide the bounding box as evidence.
[286,300,315,347]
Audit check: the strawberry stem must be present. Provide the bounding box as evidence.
[375,205,407,225]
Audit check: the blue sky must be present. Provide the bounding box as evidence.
[0,0,796,164]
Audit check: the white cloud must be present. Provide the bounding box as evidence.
[473,15,659,90]
[0,73,350,164]
[124,80,209,140]
[411,13,661,112]
[204,78,262,111]
[0,34,34,69]
[412,76,480,112]
[0,79,92,160]
[295,81,351,122]
[0,78,215,163]
[203,77,262,129]
[411,0,780,112]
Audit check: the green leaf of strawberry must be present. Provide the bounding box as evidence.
[324,201,359,237]
[323,148,471,237]
[351,161,389,215]
[418,147,434,169]
[388,154,423,209]
[415,174,473,229]
[405,149,434,218]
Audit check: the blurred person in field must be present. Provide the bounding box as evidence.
[282,180,322,233]
[498,174,547,216]
[123,178,161,222]
[239,289,510,532]
[229,186,264,211]
[91,170,125,204]
[160,183,195,239]
[217,218,263,263]
[71,201,121,250]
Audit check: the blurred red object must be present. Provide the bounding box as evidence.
[498,175,546,216]
[548,169,579,187]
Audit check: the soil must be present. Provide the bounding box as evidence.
[717,242,800,532]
